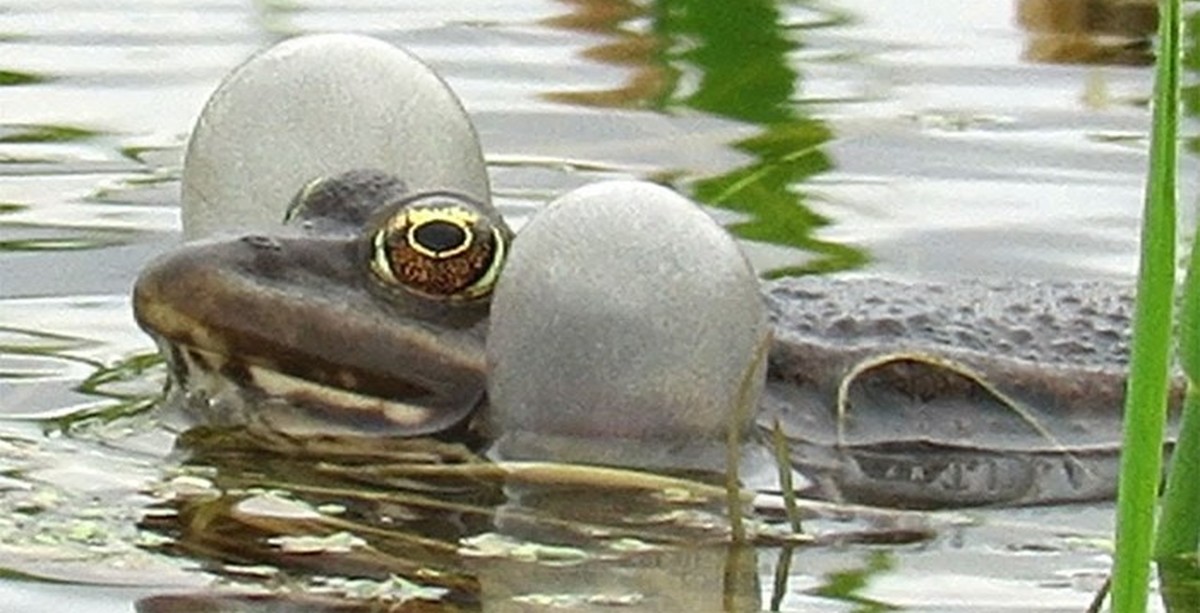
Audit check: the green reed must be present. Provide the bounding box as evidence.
[1111,1,1182,611]
[1156,0,1200,578]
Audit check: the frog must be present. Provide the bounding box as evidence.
[133,32,504,438]
[136,163,1155,507]
[134,33,1163,509]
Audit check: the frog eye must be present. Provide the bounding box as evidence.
[369,198,507,301]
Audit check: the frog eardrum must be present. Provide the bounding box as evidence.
[368,193,508,301]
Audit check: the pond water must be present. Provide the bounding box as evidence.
[0,0,1192,611]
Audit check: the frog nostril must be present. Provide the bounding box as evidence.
[413,220,467,257]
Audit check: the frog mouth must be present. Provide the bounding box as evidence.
[133,232,490,438]
[162,342,463,437]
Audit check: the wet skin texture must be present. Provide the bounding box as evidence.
[136,172,1149,507]
[762,276,1160,507]
[134,170,512,437]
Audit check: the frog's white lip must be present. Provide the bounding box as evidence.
[165,343,465,437]
[246,365,436,429]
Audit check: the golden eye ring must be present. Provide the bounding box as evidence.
[369,194,508,302]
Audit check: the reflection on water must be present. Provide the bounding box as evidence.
[545,0,866,277]
[810,550,894,612]
[136,430,776,610]
[1017,0,1156,66]
[0,70,44,86]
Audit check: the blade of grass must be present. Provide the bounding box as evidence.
[1158,0,1200,555]
[1156,57,1200,561]
[725,333,771,544]
[1156,389,1200,613]
[1111,0,1182,611]
[1157,388,1200,561]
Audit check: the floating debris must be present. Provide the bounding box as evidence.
[267,531,367,554]
[234,493,323,520]
[512,591,646,608]
[460,533,591,566]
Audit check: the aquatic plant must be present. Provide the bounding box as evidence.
[1110,0,1187,611]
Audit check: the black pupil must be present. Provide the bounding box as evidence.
[413,220,467,254]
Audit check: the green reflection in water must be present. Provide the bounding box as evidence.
[654,0,800,124]
[0,325,95,363]
[88,170,181,206]
[0,124,99,144]
[1,323,159,431]
[0,70,44,86]
[811,550,898,612]
[545,0,866,277]
[117,144,177,165]
[0,237,126,252]
[50,352,163,433]
[655,0,866,277]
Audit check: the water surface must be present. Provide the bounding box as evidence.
[0,0,1188,610]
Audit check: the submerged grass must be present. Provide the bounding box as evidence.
[1111,0,1184,611]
